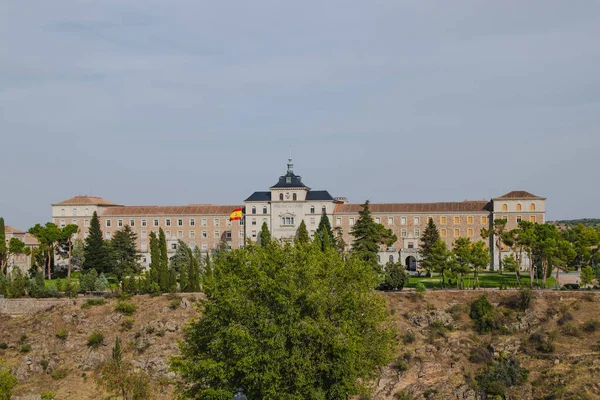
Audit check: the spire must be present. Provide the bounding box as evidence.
[287,147,293,174]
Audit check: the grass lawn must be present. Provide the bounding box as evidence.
[407,272,558,289]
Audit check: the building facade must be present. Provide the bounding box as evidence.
[3,226,38,272]
[51,160,546,271]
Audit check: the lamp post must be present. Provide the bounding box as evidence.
[233,388,247,400]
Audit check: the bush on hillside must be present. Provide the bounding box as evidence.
[87,331,105,348]
[475,354,529,397]
[115,301,136,316]
[470,295,501,334]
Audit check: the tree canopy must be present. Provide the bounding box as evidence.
[171,240,395,400]
[350,201,397,270]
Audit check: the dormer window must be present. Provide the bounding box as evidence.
[286,177,291,184]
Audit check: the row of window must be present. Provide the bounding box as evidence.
[337,215,489,227]
[104,229,241,240]
[104,218,237,228]
[501,203,536,211]
[60,208,90,217]
[250,205,328,214]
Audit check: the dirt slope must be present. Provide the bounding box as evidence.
[1,291,599,400]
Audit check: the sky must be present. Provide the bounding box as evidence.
[1,0,599,229]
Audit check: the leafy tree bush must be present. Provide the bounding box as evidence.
[81,298,105,309]
[87,331,105,348]
[475,354,529,397]
[50,368,68,380]
[470,295,500,334]
[557,312,574,326]
[79,269,100,293]
[171,240,395,399]
[19,344,31,353]
[561,322,580,337]
[468,347,493,364]
[415,282,426,293]
[529,332,555,353]
[55,329,68,341]
[121,317,135,331]
[0,361,18,400]
[582,320,600,333]
[0,344,7,350]
[382,261,410,291]
[96,337,151,400]
[115,301,136,316]
[403,330,416,344]
[40,391,55,400]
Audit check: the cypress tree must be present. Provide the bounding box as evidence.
[316,212,334,249]
[0,217,6,274]
[295,220,310,245]
[419,219,440,271]
[158,228,169,291]
[259,222,271,247]
[148,231,161,288]
[83,212,109,273]
[350,201,381,266]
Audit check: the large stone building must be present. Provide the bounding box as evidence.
[2,225,38,272]
[51,159,546,271]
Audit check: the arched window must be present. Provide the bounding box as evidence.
[502,204,508,211]
[293,193,297,201]
[516,203,521,211]
[279,193,283,201]
[252,207,256,214]
[530,203,536,211]
[73,208,77,216]
[389,255,394,262]
[322,206,326,214]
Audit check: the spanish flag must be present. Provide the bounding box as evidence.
[229,207,243,221]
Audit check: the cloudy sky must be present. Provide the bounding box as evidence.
[1,0,599,229]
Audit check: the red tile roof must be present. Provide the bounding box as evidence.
[334,201,491,214]
[101,205,243,216]
[495,191,545,200]
[24,233,39,246]
[4,226,24,234]
[53,196,120,206]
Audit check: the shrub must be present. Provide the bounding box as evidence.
[582,320,600,333]
[115,301,137,316]
[561,322,580,337]
[475,355,529,397]
[557,312,574,326]
[145,325,155,334]
[87,330,105,348]
[121,317,135,331]
[468,347,493,364]
[40,359,49,371]
[169,299,180,310]
[0,361,18,399]
[394,359,409,372]
[41,391,56,400]
[0,343,7,350]
[503,288,534,311]
[529,332,555,353]
[55,329,69,341]
[18,334,27,345]
[403,330,416,344]
[50,368,68,380]
[81,298,106,309]
[428,320,448,343]
[63,279,79,298]
[382,261,410,291]
[415,282,426,293]
[19,344,31,353]
[470,295,500,334]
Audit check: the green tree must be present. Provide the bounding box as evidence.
[56,224,79,278]
[516,221,536,286]
[79,269,99,293]
[553,239,576,288]
[350,201,397,270]
[422,239,452,288]
[452,237,472,289]
[295,220,310,245]
[316,212,334,251]
[481,218,507,273]
[148,231,161,290]
[580,265,596,287]
[259,222,271,247]
[171,241,395,400]
[97,336,150,400]
[158,229,169,291]
[0,360,18,400]
[419,219,440,272]
[7,237,31,267]
[0,217,6,275]
[110,225,142,279]
[28,222,62,280]
[82,212,110,274]
[470,241,491,288]
[382,260,409,291]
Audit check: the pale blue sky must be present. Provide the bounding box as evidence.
[1,0,599,229]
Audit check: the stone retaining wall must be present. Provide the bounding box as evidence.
[0,298,78,315]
